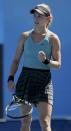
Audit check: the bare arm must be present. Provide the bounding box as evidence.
[49,34,61,68]
[9,32,29,76]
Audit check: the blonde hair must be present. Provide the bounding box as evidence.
[38,3,53,27]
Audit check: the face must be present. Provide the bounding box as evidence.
[33,11,49,27]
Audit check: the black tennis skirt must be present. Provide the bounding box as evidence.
[15,67,53,105]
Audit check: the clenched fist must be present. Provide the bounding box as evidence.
[38,51,46,62]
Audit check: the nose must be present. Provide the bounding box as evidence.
[34,15,39,22]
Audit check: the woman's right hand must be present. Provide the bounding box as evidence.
[8,81,15,91]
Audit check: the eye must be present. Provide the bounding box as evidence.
[38,14,43,17]
[34,12,42,17]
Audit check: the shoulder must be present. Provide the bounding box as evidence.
[18,30,32,47]
[48,30,61,48]
[17,30,32,49]
[21,30,32,40]
[48,30,60,41]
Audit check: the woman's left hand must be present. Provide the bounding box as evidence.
[38,51,46,62]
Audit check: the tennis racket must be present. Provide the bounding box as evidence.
[5,94,33,119]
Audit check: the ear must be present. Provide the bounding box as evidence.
[47,15,53,24]
[47,15,53,20]
[46,14,53,27]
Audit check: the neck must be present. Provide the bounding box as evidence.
[34,26,48,35]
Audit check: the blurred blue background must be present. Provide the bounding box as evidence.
[0,0,4,43]
[0,0,71,121]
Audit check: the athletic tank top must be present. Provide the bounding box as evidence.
[23,30,52,70]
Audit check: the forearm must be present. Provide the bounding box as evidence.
[49,60,61,69]
[9,60,19,76]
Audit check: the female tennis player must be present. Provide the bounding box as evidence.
[8,3,61,131]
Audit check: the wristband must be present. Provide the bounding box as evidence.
[8,75,14,82]
[43,58,50,64]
